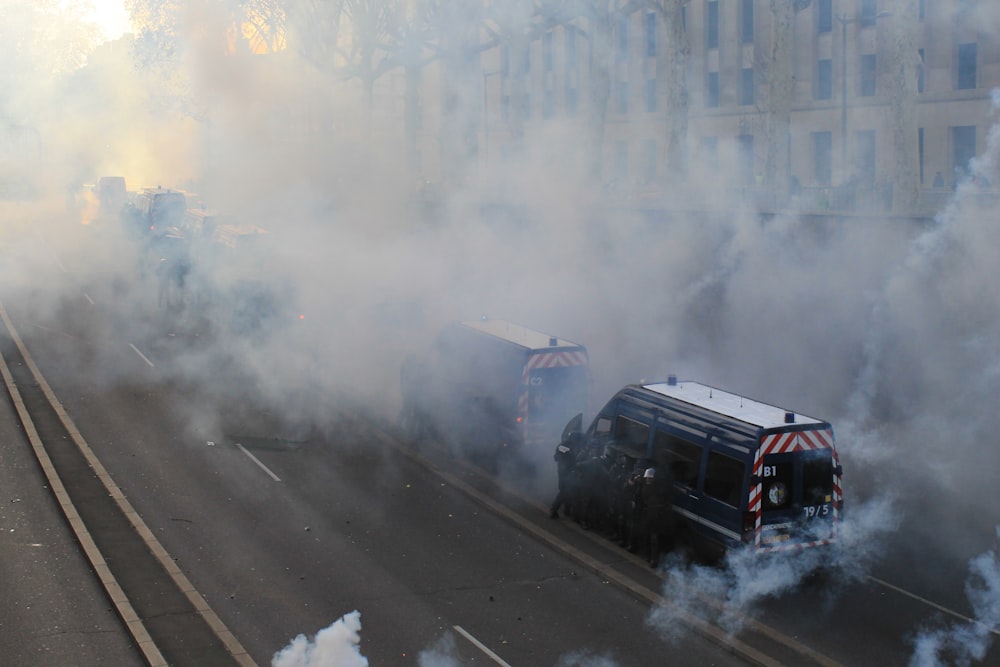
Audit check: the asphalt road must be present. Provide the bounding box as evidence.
[2,220,999,666]
[0,348,144,665]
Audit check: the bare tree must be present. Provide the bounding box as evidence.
[648,0,690,182]
[424,0,484,186]
[285,0,346,73]
[885,0,920,213]
[760,0,811,204]
[482,0,537,148]
[542,0,646,184]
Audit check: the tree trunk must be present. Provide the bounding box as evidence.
[661,0,689,183]
[763,0,796,204]
[586,12,614,184]
[886,0,920,213]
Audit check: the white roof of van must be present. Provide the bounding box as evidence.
[643,380,824,429]
[460,319,584,351]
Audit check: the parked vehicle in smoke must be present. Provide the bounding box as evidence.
[122,187,188,239]
[186,221,299,339]
[570,377,843,560]
[400,318,590,468]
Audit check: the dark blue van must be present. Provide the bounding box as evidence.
[578,377,843,558]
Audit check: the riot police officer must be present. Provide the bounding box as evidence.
[641,466,674,568]
[550,432,582,518]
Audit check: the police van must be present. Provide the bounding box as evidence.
[577,377,843,558]
[401,318,590,465]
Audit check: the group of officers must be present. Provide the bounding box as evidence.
[550,432,675,568]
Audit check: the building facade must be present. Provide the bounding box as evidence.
[470,0,999,214]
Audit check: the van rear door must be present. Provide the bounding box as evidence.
[756,440,838,550]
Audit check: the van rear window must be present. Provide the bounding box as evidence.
[704,451,745,507]
[803,453,834,504]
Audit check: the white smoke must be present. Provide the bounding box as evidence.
[909,528,1000,667]
[648,491,898,642]
[416,633,463,667]
[271,611,368,667]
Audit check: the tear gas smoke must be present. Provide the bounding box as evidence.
[272,611,368,667]
[909,528,1000,667]
[3,1,1000,664]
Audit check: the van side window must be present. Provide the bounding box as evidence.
[594,417,612,437]
[704,451,745,507]
[652,430,702,488]
[613,415,650,455]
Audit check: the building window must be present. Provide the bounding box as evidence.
[860,0,877,27]
[565,85,578,116]
[813,131,832,185]
[566,29,576,71]
[855,129,876,184]
[738,134,754,185]
[741,0,754,44]
[701,136,718,169]
[646,77,657,112]
[616,80,629,114]
[741,68,755,105]
[817,59,832,100]
[818,0,832,33]
[706,1,719,49]
[544,87,554,118]
[642,139,657,184]
[917,49,925,93]
[957,43,977,90]
[614,140,629,180]
[543,31,553,72]
[617,16,629,60]
[918,127,924,183]
[645,12,657,57]
[919,0,925,20]
[860,54,877,97]
[706,71,720,107]
[952,125,976,184]
[523,93,532,119]
[523,46,531,73]
[501,46,509,76]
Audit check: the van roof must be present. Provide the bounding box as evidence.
[642,380,824,430]
[459,319,584,351]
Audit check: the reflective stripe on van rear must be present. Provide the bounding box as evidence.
[751,428,842,551]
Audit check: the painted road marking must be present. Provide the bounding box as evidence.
[453,625,512,667]
[868,575,1000,636]
[128,343,155,368]
[236,443,282,482]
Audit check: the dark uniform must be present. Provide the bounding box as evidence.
[625,463,647,552]
[606,453,632,544]
[550,433,582,518]
[640,467,674,568]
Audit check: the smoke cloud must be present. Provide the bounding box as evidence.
[271,611,368,667]
[909,529,1000,667]
[3,2,1000,664]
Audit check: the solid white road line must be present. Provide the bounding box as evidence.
[128,343,155,368]
[453,625,513,667]
[868,575,1000,636]
[236,443,282,482]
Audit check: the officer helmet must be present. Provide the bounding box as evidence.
[644,467,656,480]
